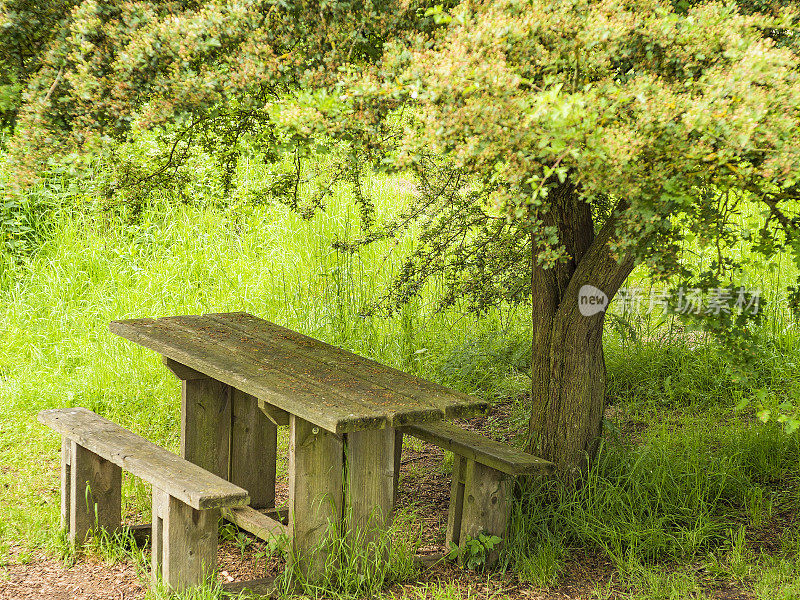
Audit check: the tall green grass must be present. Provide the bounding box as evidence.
[0,172,532,561]
[504,420,800,589]
[3,151,800,598]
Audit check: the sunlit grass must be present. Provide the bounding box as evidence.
[2,153,800,598]
[0,170,531,566]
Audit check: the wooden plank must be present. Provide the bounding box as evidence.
[400,421,554,475]
[110,318,385,434]
[345,428,395,548]
[392,431,403,508]
[152,497,163,587]
[69,441,121,543]
[123,523,151,548]
[165,315,439,429]
[222,506,288,542]
[445,455,466,547]
[221,576,277,597]
[182,378,231,479]
[258,399,289,427]
[39,408,249,510]
[231,389,276,509]
[60,437,71,533]
[153,487,219,591]
[206,312,489,420]
[162,356,207,381]
[459,460,511,567]
[288,415,344,580]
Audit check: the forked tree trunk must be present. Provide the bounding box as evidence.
[525,184,635,475]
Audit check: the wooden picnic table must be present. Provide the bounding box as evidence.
[110,312,488,577]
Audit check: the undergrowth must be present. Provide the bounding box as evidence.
[504,416,800,593]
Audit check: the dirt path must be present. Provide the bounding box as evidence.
[0,545,145,600]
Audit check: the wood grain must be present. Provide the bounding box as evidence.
[110,317,383,433]
[181,378,231,479]
[445,455,466,547]
[110,313,488,433]
[68,441,121,543]
[459,459,511,567]
[206,312,489,419]
[222,506,288,542]
[39,408,249,510]
[346,428,395,548]
[162,356,207,381]
[153,486,219,592]
[400,420,554,475]
[288,415,344,580]
[60,437,71,533]
[258,399,290,427]
[231,388,276,509]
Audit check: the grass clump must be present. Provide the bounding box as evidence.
[515,539,565,587]
[504,419,800,579]
[281,509,422,599]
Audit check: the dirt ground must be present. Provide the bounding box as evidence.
[0,406,765,600]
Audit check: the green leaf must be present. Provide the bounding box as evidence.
[446,541,460,560]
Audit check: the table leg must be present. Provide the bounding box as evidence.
[173,358,277,509]
[346,427,396,549]
[393,430,403,508]
[288,415,344,580]
[231,389,277,509]
[181,378,230,479]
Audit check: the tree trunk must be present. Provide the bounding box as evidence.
[527,295,608,474]
[526,185,635,475]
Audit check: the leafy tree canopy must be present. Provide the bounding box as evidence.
[4,0,800,471]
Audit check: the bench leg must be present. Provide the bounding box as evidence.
[459,459,511,567]
[231,389,277,510]
[152,487,219,592]
[60,438,71,533]
[288,415,344,581]
[445,455,467,547]
[346,427,395,551]
[63,439,121,544]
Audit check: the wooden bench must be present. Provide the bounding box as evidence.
[38,407,250,592]
[399,420,553,564]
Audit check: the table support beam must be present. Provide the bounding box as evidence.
[231,389,277,509]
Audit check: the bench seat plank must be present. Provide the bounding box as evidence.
[400,421,554,475]
[38,408,249,510]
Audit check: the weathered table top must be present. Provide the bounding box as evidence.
[110,312,488,434]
